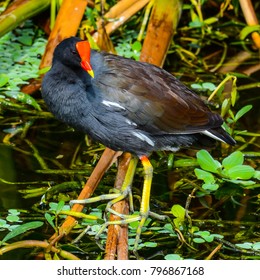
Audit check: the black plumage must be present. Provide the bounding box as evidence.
[42,37,235,156]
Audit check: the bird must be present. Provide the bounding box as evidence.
[41,36,236,251]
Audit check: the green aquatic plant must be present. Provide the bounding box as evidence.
[0,21,46,111]
[195,150,259,192]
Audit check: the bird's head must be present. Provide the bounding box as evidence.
[53,37,94,78]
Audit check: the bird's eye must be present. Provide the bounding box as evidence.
[71,50,77,55]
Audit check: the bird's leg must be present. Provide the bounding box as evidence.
[70,157,138,215]
[71,154,165,253]
[133,155,153,251]
[95,155,168,253]
[95,157,140,239]
[104,157,138,218]
[70,193,120,205]
[149,211,168,221]
[103,155,166,252]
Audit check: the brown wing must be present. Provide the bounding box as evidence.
[91,52,223,134]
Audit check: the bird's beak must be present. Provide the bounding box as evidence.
[76,41,95,78]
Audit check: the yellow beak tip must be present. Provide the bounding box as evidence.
[88,70,95,78]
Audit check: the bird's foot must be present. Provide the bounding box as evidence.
[69,191,127,207]
[94,209,168,255]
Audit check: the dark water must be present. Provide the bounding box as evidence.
[0,118,95,215]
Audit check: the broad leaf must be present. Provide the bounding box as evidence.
[164,254,183,260]
[194,168,215,184]
[171,204,185,219]
[227,165,255,180]
[202,183,219,191]
[222,151,244,169]
[196,150,221,173]
[0,74,9,87]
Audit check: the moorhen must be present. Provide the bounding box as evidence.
[41,37,235,250]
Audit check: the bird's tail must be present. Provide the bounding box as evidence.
[204,127,236,145]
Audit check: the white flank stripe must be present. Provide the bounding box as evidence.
[132,131,154,146]
[163,146,180,152]
[202,130,225,143]
[125,119,137,126]
[102,100,125,110]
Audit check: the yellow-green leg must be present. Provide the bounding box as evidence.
[70,157,138,209]
[104,157,138,217]
[71,155,166,253]
[98,155,166,251]
[95,155,166,252]
[133,155,153,251]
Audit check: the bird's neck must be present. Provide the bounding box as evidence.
[53,61,92,86]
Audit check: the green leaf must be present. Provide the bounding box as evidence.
[49,202,59,212]
[189,19,203,27]
[163,223,174,233]
[202,82,216,91]
[202,183,219,191]
[143,242,157,248]
[203,235,214,242]
[231,78,237,106]
[6,215,20,223]
[0,74,9,87]
[221,98,230,117]
[227,165,255,180]
[3,91,41,111]
[203,17,218,25]
[234,105,252,122]
[8,209,20,215]
[45,213,56,230]
[211,233,224,239]
[131,41,142,52]
[173,217,184,229]
[196,150,221,173]
[193,237,205,243]
[17,35,33,46]
[253,171,260,180]
[225,179,255,186]
[171,205,186,229]
[236,242,252,249]
[55,200,65,214]
[191,83,202,90]
[194,230,215,242]
[194,168,215,184]
[38,66,51,75]
[1,221,43,244]
[171,204,185,219]
[173,158,198,167]
[167,153,174,169]
[240,25,260,40]
[164,254,183,260]
[222,151,244,169]
[252,242,260,250]
[195,230,210,237]
[0,219,9,228]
